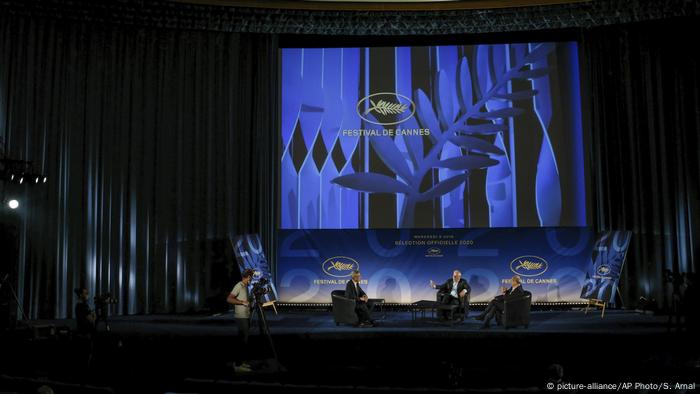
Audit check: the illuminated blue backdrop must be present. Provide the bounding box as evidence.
[278,42,590,303]
[278,227,594,303]
[280,42,588,229]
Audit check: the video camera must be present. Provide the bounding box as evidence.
[251,277,270,300]
[94,293,118,307]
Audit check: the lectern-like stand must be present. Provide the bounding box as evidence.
[584,284,623,318]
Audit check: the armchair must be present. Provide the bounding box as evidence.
[331,290,358,326]
[503,290,531,329]
[435,289,470,321]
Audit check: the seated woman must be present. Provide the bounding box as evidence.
[476,275,524,329]
[429,269,471,320]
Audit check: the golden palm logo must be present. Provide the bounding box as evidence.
[364,99,409,116]
[321,256,360,278]
[327,262,355,271]
[509,255,548,277]
[515,260,544,271]
[357,92,416,126]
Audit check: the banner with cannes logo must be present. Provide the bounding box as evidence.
[277,227,595,303]
[232,234,278,303]
[580,230,632,305]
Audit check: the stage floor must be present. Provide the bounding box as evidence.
[5,310,697,393]
[33,309,669,338]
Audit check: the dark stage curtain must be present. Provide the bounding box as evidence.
[0,15,278,318]
[584,18,700,308]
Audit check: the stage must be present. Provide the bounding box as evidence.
[28,308,669,338]
[3,309,698,393]
[2,1,700,393]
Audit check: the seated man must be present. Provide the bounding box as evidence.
[345,270,374,327]
[430,270,471,320]
[476,275,524,329]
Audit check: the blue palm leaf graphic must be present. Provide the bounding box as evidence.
[369,134,414,185]
[332,173,412,195]
[415,89,442,143]
[330,43,555,227]
[419,173,469,202]
[456,123,508,135]
[472,107,524,119]
[436,156,500,171]
[401,117,424,171]
[494,90,539,101]
[457,56,473,113]
[436,69,456,128]
[448,135,505,155]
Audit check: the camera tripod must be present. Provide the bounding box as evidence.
[95,306,111,332]
[0,273,29,322]
[249,294,279,363]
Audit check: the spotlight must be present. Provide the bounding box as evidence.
[8,199,19,209]
[1,160,47,186]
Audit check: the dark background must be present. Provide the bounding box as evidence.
[0,0,698,318]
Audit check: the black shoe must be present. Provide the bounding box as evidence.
[475,314,485,321]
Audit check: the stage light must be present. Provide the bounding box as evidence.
[43,176,47,183]
[18,176,23,184]
[8,199,19,209]
[35,176,40,183]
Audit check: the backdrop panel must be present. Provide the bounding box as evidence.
[278,227,594,303]
[580,230,632,305]
[232,234,278,303]
[279,42,589,230]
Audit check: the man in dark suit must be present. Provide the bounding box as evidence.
[476,275,524,329]
[430,270,471,320]
[345,270,373,327]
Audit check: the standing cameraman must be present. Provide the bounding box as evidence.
[74,287,96,336]
[74,287,96,369]
[227,269,254,373]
